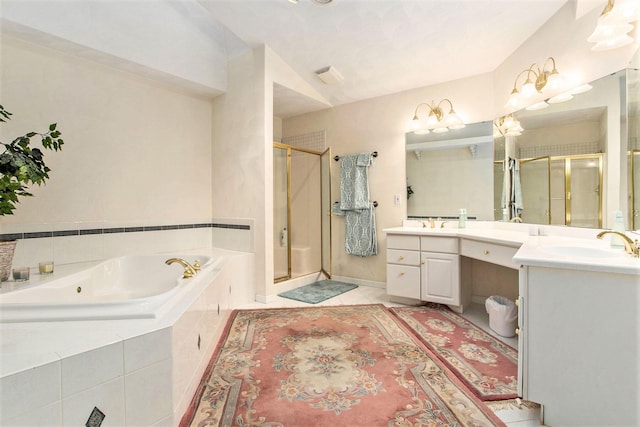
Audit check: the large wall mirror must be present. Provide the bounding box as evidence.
[495,67,640,231]
[406,121,494,220]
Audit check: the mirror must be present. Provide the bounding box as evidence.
[495,69,637,229]
[406,121,494,220]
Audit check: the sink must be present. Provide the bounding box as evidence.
[538,246,623,259]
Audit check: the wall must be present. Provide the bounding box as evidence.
[283,3,638,284]
[284,73,494,283]
[0,36,214,268]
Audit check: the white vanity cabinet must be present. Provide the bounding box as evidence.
[386,235,421,299]
[420,236,460,305]
[386,233,461,306]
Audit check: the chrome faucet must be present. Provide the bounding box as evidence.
[596,231,639,257]
[165,258,198,278]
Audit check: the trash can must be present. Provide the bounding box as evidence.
[485,296,518,338]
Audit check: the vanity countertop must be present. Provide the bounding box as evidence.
[384,223,640,275]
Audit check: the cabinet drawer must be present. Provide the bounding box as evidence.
[420,236,459,253]
[460,239,520,269]
[386,264,420,299]
[387,234,420,251]
[387,249,420,266]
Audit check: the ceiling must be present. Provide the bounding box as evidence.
[197,0,569,118]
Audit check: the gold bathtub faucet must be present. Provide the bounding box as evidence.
[165,258,198,278]
[596,231,640,257]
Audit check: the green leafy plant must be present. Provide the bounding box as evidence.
[0,105,64,216]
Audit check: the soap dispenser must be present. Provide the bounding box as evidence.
[610,211,625,248]
[458,208,467,229]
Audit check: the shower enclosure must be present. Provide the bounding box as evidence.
[519,154,602,227]
[273,143,332,282]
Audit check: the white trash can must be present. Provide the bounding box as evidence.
[485,296,518,337]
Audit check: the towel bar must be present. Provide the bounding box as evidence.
[334,151,378,161]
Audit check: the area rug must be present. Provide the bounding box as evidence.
[277,279,358,304]
[390,303,518,401]
[180,304,505,426]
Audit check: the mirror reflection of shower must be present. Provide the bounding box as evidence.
[273,133,331,283]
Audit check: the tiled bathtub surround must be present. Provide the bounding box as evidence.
[0,248,255,426]
[1,219,254,271]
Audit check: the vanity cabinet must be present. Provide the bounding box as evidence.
[386,234,460,306]
[420,236,460,305]
[386,235,421,299]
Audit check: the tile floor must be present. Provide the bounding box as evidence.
[236,284,544,426]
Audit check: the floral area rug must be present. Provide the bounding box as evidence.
[390,304,518,401]
[181,304,505,426]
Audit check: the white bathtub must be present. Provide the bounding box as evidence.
[0,254,217,323]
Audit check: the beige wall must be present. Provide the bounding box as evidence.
[284,73,494,282]
[283,3,638,284]
[0,36,213,228]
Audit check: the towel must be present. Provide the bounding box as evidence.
[344,202,377,257]
[509,158,524,218]
[339,153,373,210]
[334,153,377,257]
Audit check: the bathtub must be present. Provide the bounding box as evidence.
[0,254,217,323]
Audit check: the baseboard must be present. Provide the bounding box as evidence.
[331,275,385,289]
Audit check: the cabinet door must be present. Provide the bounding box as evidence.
[420,252,460,305]
[386,264,421,299]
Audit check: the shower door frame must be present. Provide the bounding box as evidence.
[629,150,639,230]
[273,142,332,283]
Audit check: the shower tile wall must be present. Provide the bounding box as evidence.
[283,130,326,152]
[518,141,600,158]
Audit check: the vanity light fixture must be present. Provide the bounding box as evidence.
[410,99,465,134]
[494,114,524,137]
[505,57,565,109]
[588,0,638,51]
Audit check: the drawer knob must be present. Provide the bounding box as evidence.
[515,328,520,335]
[483,249,490,255]
[399,272,405,276]
[399,256,404,260]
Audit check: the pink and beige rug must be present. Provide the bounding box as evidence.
[181,304,506,426]
[390,304,518,401]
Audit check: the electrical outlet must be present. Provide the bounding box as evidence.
[85,407,105,427]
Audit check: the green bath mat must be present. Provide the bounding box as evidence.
[278,280,358,304]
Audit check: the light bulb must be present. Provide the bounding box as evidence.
[544,72,565,93]
[520,80,537,98]
[547,92,574,104]
[570,84,593,94]
[588,22,633,42]
[526,101,549,111]
[591,34,634,51]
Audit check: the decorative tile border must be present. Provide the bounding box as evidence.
[0,222,250,241]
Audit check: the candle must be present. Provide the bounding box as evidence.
[12,267,30,281]
[39,261,54,274]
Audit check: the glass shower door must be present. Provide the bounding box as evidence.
[321,148,332,278]
[273,145,290,282]
[520,157,551,224]
[566,156,602,228]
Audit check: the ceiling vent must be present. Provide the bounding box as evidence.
[315,66,344,85]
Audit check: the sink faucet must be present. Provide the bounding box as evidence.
[596,231,639,257]
[509,216,523,223]
[165,258,198,278]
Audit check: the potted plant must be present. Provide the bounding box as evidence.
[0,105,64,281]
